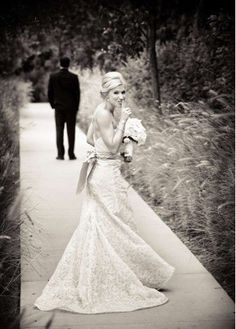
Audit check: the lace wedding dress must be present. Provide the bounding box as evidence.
[34,136,175,314]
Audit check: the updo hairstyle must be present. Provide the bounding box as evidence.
[100,72,126,99]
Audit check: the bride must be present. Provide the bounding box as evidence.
[34,72,175,314]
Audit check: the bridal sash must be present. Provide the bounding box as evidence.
[76,150,120,194]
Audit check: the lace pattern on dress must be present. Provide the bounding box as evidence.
[34,134,175,313]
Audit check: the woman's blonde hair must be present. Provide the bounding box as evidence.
[100,71,126,98]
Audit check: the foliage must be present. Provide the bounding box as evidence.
[75,67,103,131]
[121,52,154,107]
[0,0,108,100]
[118,13,234,110]
[157,14,234,104]
[0,0,234,105]
[0,78,31,327]
[95,1,234,103]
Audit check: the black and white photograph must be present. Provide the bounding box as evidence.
[0,0,234,328]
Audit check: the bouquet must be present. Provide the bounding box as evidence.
[121,118,147,162]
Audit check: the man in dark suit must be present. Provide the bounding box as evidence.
[48,57,80,160]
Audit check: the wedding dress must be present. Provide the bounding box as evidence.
[34,135,175,314]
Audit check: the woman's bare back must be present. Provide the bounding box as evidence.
[92,104,116,142]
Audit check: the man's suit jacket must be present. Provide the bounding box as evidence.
[48,68,80,113]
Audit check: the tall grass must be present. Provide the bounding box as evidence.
[123,101,234,299]
[0,78,31,327]
[77,68,235,299]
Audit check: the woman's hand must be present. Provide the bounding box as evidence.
[119,100,131,122]
[120,106,131,123]
[122,137,133,162]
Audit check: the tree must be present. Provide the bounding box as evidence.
[1,0,234,104]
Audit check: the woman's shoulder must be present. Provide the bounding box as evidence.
[94,104,112,123]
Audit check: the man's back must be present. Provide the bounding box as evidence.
[48,68,80,112]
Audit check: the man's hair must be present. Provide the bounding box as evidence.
[60,57,70,68]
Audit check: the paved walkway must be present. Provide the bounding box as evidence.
[20,103,234,329]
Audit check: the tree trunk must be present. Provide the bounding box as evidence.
[148,14,161,107]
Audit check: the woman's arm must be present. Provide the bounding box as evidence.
[86,121,94,146]
[96,109,129,154]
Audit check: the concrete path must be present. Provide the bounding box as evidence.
[20,103,234,329]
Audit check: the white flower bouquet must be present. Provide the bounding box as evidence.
[121,118,147,162]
